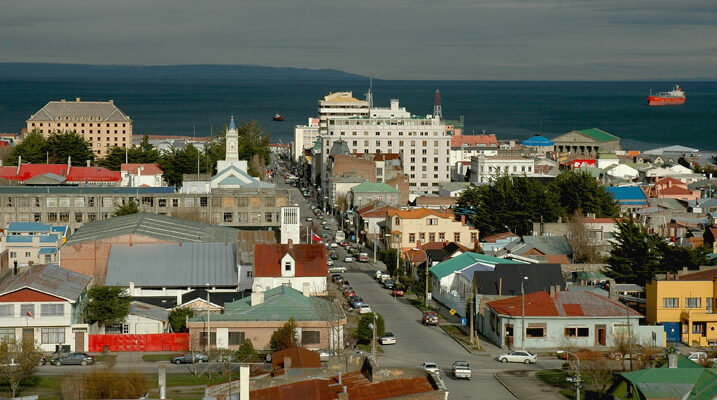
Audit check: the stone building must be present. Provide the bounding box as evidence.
[552,128,621,156]
[26,98,132,157]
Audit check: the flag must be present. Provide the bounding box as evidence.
[311,231,322,242]
[26,310,33,318]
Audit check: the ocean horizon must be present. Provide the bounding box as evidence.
[1,79,715,151]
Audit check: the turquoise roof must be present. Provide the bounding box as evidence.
[190,286,343,322]
[8,222,51,232]
[429,252,521,280]
[350,182,398,193]
[522,135,554,147]
[39,248,57,254]
[218,175,244,185]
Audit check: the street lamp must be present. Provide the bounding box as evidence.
[521,276,528,350]
[558,351,582,400]
[369,313,378,362]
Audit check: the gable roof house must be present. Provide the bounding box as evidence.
[479,289,664,350]
[253,243,328,295]
[497,235,572,264]
[609,358,717,400]
[0,264,91,352]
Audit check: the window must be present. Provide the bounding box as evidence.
[0,304,13,317]
[470,232,478,242]
[172,198,179,207]
[46,197,57,207]
[285,262,292,271]
[394,216,400,225]
[409,233,415,243]
[200,197,208,207]
[59,212,69,222]
[429,233,435,242]
[707,298,713,313]
[438,232,445,241]
[200,332,217,346]
[302,330,320,345]
[686,297,701,308]
[74,197,85,208]
[75,213,83,223]
[662,297,679,308]
[20,304,35,317]
[564,327,589,337]
[237,197,249,207]
[87,213,97,221]
[41,304,64,317]
[693,323,704,334]
[158,198,167,207]
[426,218,438,225]
[265,213,273,223]
[9,252,16,258]
[24,251,31,258]
[87,197,95,207]
[41,327,65,344]
[229,331,245,346]
[105,324,129,334]
[223,212,233,223]
[185,198,195,207]
[525,327,545,338]
[454,232,461,242]
[0,328,13,342]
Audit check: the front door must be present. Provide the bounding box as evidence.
[505,324,514,348]
[22,328,34,344]
[75,332,84,352]
[596,325,606,346]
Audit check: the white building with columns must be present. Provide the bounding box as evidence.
[469,154,536,184]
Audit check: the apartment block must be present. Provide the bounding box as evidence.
[318,92,369,136]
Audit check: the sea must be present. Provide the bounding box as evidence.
[1,79,715,151]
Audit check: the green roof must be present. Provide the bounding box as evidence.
[439,182,471,193]
[659,354,704,369]
[688,369,717,400]
[312,138,322,151]
[578,128,619,142]
[190,286,343,322]
[619,367,707,399]
[429,252,521,280]
[574,271,608,280]
[350,182,398,193]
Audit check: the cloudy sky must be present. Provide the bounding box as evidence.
[1,0,716,80]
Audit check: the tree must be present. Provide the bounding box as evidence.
[270,318,298,351]
[99,138,160,171]
[158,144,208,187]
[169,307,195,333]
[380,249,404,277]
[84,286,131,327]
[112,199,139,217]
[355,313,385,344]
[236,339,258,362]
[605,219,662,285]
[549,171,619,218]
[0,338,44,397]
[7,130,49,165]
[565,210,601,264]
[46,131,95,165]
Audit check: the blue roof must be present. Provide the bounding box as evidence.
[606,186,648,205]
[228,116,236,132]
[39,234,59,243]
[51,226,68,235]
[7,222,51,232]
[38,248,57,254]
[522,135,554,147]
[6,236,33,243]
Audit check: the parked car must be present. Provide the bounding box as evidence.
[51,352,95,366]
[344,256,354,263]
[452,361,472,379]
[329,266,347,273]
[358,304,372,314]
[688,352,709,362]
[421,362,440,375]
[171,352,209,364]
[306,217,313,222]
[331,274,343,284]
[330,251,339,260]
[350,297,364,308]
[330,242,339,248]
[383,279,395,290]
[327,259,334,266]
[316,348,338,362]
[498,350,537,364]
[343,287,355,296]
[422,311,438,326]
[38,354,47,366]
[392,289,405,297]
[375,271,384,280]
[379,332,396,345]
[358,253,370,262]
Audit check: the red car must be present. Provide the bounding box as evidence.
[392,289,405,297]
[344,289,356,298]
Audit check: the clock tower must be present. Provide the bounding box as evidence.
[226,115,239,162]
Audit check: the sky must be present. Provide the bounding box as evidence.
[1,0,716,80]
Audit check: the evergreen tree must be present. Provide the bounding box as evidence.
[112,200,139,217]
[46,131,94,165]
[236,339,258,362]
[355,313,385,344]
[550,171,619,217]
[84,286,131,327]
[605,219,662,285]
[168,307,195,333]
[7,130,49,164]
[270,318,298,351]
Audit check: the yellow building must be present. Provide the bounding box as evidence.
[384,208,479,252]
[645,266,717,346]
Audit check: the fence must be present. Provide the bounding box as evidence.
[88,333,189,352]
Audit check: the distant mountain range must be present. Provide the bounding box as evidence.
[0,62,366,81]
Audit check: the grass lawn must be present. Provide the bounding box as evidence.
[407,298,432,312]
[93,354,117,363]
[536,369,589,400]
[142,353,177,362]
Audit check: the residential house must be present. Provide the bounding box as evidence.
[385,208,479,252]
[186,286,346,350]
[703,227,717,254]
[645,266,717,346]
[253,243,328,295]
[480,289,663,350]
[532,217,619,255]
[104,242,240,297]
[473,263,565,296]
[102,301,169,335]
[605,163,639,182]
[497,235,572,264]
[0,222,67,269]
[469,154,535,184]
[606,186,649,214]
[120,163,164,187]
[438,182,470,198]
[414,195,456,209]
[646,177,701,201]
[0,264,91,352]
[449,133,499,167]
[645,165,704,184]
[348,182,400,208]
[429,252,523,316]
[480,232,520,254]
[609,358,717,400]
[552,128,621,155]
[357,202,396,247]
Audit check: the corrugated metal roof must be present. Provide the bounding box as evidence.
[65,213,239,245]
[7,222,51,232]
[0,264,90,302]
[0,186,175,195]
[130,301,169,321]
[489,290,643,318]
[105,242,238,287]
[430,252,522,280]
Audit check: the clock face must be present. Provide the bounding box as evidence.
[229,140,236,150]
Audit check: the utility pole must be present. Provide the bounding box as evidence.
[206,288,211,351]
[371,313,377,362]
[470,282,475,345]
[521,276,528,350]
[425,254,430,306]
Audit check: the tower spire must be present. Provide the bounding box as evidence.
[228,115,237,133]
[433,89,442,120]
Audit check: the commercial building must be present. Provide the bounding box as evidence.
[469,154,535,184]
[348,182,400,208]
[26,98,132,157]
[552,128,621,156]
[318,92,369,136]
[645,267,717,346]
[449,133,499,168]
[293,118,320,162]
[323,115,451,194]
[0,222,67,268]
[384,208,479,251]
[0,264,91,352]
[0,186,289,231]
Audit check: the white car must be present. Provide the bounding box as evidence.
[498,350,537,364]
[328,266,347,273]
[379,332,396,345]
[330,242,338,248]
[344,256,354,262]
[374,271,383,280]
[358,304,372,314]
[327,259,334,266]
[421,362,440,375]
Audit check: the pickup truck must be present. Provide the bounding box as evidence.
[422,311,439,326]
[451,361,471,380]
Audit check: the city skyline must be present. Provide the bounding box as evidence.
[1,0,715,80]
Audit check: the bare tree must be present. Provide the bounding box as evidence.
[581,357,616,394]
[566,209,601,264]
[0,338,44,398]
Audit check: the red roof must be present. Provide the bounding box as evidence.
[451,133,498,147]
[488,291,642,318]
[655,177,685,186]
[254,243,327,277]
[677,268,717,281]
[0,164,120,182]
[121,163,163,175]
[658,186,693,196]
[584,218,618,224]
[271,347,321,369]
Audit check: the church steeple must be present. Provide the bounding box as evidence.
[225,115,239,162]
[228,115,237,133]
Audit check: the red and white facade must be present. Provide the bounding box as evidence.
[120,163,164,187]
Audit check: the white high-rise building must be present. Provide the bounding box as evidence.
[280,206,300,244]
[318,92,369,136]
[293,118,320,161]
[322,114,451,195]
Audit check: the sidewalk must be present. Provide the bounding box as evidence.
[495,370,567,400]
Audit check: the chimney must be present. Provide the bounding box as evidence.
[288,239,293,249]
[128,281,135,293]
[608,279,618,300]
[251,291,264,306]
[86,159,90,167]
[16,155,21,175]
[667,353,678,368]
[108,99,114,104]
[176,292,183,307]
[75,97,81,102]
[13,261,17,275]
[416,240,421,249]
[549,285,556,297]
[461,215,466,224]
[239,366,250,400]
[302,282,311,297]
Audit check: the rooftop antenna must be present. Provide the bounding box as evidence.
[366,77,374,109]
[433,89,442,120]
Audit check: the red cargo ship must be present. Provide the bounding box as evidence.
[647,85,685,106]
